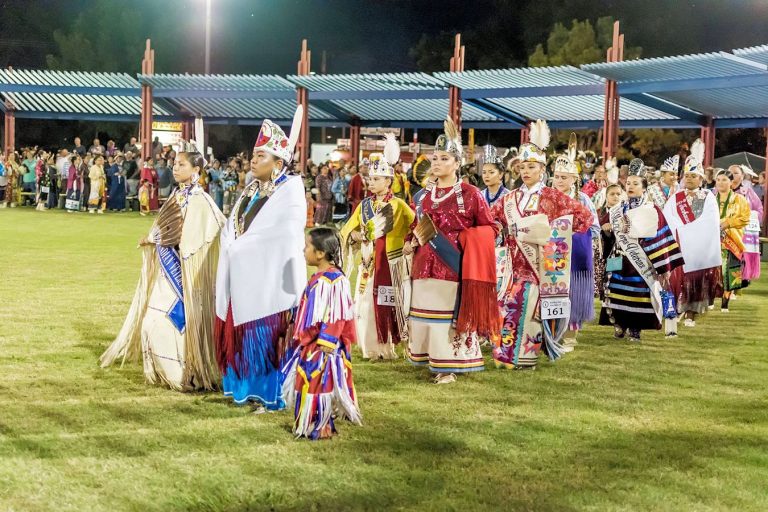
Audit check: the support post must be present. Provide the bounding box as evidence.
[3,104,14,157]
[349,122,360,168]
[699,116,715,167]
[601,21,624,161]
[520,126,529,145]
[296,39,311,172]
[140,39,155,161]
[181,120,193,141]
[448,34,465,135]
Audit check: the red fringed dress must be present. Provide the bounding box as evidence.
[407,181,499,374]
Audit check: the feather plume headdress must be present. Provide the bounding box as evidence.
[253,105,304,164]
[660,154,680,174]
[682,138,705,177]
[605,157,619,185]
[519,119,550,165]
[553,133,579,176]
[434,116,462,158]
[477,144,503,168]
[368,133,401,178]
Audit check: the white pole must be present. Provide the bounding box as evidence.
[205,0,212,74]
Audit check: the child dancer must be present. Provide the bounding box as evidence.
[282,227,362,440]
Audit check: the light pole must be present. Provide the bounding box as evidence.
[204,0,211,74]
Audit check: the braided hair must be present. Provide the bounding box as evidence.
[308,227,345,273]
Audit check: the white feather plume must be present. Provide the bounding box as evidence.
[567,132,577,163]
[383,133,400,166]
[690,138,705,165]
[288,105,304,152]
[529,119,550,151]
[740,164,757,177]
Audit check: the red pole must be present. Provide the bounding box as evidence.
[520,126,530,144]
[602,21,623,161]
[296,39,310,172]
[350,123,360,168]
[140,39,154,161]
[448,33,463,132]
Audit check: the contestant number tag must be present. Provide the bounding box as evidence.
[541,297,570,320]
[377,286,396,306]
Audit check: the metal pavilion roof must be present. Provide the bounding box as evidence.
[328,98,499,127]
[1,92,173,121]
[2,42,768,129]
[0,68,139,95]
[171,97,336,125]
[486,95,695,129]
[140,73,340,125]
[286,72,447,100]
[434,66,605,98]
[733,45,768,66]
[0,69,175,121]
[138,73,296,99]
[583,50,768,127]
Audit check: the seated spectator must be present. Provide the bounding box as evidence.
[89,138,105,156]
[123,136,139,155]
[72,137,87,157]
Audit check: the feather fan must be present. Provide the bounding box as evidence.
[369,202,394,239]
[154,198,183,247]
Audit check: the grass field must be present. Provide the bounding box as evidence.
[1,207,767,512]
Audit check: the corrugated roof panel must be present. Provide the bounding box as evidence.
[287,73,445,92]
[486,95,677,122]
[139,73,295,92]
[434,66,603,90]
[1,91,173,117]
[0,68,138,88]
[733,45,768,66]
[583,51,767,82]
[650,87,768,119]
[329,99,497,122]
[171,97,334,120]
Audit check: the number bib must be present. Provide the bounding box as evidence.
[540,297,571,320]
[377,286,396,307]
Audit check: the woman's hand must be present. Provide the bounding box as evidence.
[658,272,670,289]
[402,239,418,256]
[720,219,729,229]
[601,222,612,233]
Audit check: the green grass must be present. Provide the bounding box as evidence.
[1,208,767,512]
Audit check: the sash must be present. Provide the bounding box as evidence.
[503,191,542,280]
[675,192,695,225]
[157,245,186,333]
[723,232,743,260]
[609,203,662,322]
[414,188,461,274]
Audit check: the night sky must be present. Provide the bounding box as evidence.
[2,0,768,75]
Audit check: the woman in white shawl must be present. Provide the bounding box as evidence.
[215,107,307,413]
[100,147,225,390]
